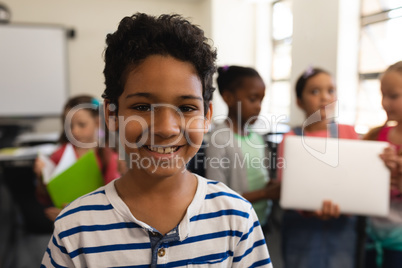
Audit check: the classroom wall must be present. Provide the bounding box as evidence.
[289,0,360,127]
[209,0,271,121]
[1,0,360,134]
[1,0,214,133]
[337,0,360,125]
[1,0,271,133]
[2,0,211,99]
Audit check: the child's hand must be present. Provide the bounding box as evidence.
[310,200,340,220]
[264,180,281,200]
[380,146,399,173]
[33,157,45,178]
[380,146,402,191]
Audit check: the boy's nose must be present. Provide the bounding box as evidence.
[152,107,181,139]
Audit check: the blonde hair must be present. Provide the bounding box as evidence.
[364,61,402,140]
[385,61,402,74]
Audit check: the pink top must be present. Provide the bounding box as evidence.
[377,126,401,151]
[377,126,402,199]
[50,144,120,185]
[277,124,359,181]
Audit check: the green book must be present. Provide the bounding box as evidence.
[46,150,103,208]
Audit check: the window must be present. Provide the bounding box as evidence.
[356,0,402,134]
[267,0,292,120]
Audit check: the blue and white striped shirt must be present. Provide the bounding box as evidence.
[41,175,273,267]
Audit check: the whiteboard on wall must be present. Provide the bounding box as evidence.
[0,24,68,117]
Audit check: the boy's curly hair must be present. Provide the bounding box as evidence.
[102,13,217,114]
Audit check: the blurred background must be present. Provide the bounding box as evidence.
[0,0,401,267]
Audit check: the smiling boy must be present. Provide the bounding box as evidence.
[41,13,272,267]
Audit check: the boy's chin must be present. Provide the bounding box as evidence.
[142,165,187,177]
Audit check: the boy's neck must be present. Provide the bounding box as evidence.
[117,168,195,196]
[115,169,198,235]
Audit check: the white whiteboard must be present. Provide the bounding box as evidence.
[0,24,68,117]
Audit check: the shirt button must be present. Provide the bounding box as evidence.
[158,248,166,257]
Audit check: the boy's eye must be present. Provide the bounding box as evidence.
[132,105,152,112]
[178,106,196,113]
[310,89,319,95]
[328,88,335,94]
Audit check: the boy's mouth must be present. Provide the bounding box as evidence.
[145,145,181,154]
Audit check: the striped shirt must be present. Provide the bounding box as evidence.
[41,175,273,267]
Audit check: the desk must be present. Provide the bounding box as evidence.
[0,144,57,162]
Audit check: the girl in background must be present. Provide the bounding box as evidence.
[34,95,120,221]
[364,61,402,268]
[205,65,280,231]
[277,67,359,268]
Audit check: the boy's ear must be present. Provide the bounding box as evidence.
[104,100,119,132]
[204,102,213,133]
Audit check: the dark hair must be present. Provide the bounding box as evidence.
[216,65,261,95]
[295,67,330,99]
[102,13,217,114]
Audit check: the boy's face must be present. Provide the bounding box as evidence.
[106,55,211,177]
